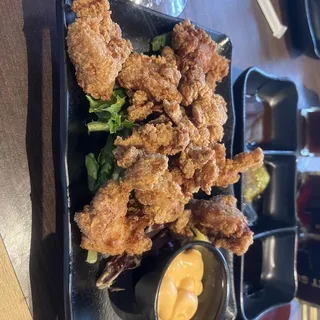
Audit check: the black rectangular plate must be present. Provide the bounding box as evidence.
[57,0,237,319]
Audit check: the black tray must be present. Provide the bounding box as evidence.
[233,67,298,320]
[57,1,237,319]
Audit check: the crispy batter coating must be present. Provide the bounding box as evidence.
[179,146,214,179]
[161,46,178,68]
[75,180,152,256]
[192,88,227,128]
[127,91,155,122]
[170,210,193,237]
[214,147,264,187]
[188,196,253,255]
[178,65,206,106]
[136,171,187,224]
[125,153,168,191]
[75,153,168,256]
[170,167,200,198]
[195,158,219,195]
[172,20,217,73]
[72,0,110,17]
[114,122,190,156]
[172,20,229,90]
[207,125,224,143]
[118,53,182,103]
[163,100,183,124]
[206,52,230,90]
[113,146,141,168]
[174,145,263,196]
[67,0,132,100]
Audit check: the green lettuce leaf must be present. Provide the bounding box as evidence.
[86,89,133,133]
[87,118,133,134]
[151,32,172,51]
[85,135,115,193]
[85,153,100,193]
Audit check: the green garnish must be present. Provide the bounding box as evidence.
[151,32,172,51]
[85,135,116,193]
[86,250,98,264]
[86,89,133,134]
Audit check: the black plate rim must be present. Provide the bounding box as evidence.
[56,0,73,319]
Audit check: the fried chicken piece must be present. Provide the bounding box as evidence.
[127,91,155,122]
[75,152,169,256]
[67,0,132,100]
[161,46,178,68]
[113,146,142,168]
[214,147,264,187]
[212,143,227,167]
[173,145,263,196]
[172,146,219,196]
[172,20,229,88]
[72,0,110,17]
[179,146,214,179]
[188,196,253,255]
[170,210,193,237]
[135,171,187,224]
[170,167,201,198]
[181,117,201,145]
[192,87,227,128]
[75,180,151,255]
[208,125,224,143]
[206,52,230,90]
[170,167,185,186]
[118,53,182,103]
[124,153,168,191]
[178,65,206,106]
[172,20,217,73]
[194,158,219,195]
[163,100,183,124]
[114,122,190,156]
[148,114,171,125]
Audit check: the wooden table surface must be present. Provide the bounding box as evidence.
[0,0,319,319]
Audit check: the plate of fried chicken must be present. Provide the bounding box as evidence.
[58,0,264,319]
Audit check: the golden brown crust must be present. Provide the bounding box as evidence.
[213,147,264,187]
[114,122,190,156]
[188,196,254,256]
[67,0,132,100]
[118,53,182,103]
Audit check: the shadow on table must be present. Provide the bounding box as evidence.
[23,0,65,319]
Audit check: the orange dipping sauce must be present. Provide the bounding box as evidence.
[158,249,204,320]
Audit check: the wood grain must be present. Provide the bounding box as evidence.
[0,236,32,320]
[0,0,319,319]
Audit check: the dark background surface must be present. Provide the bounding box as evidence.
[0,0,320,319]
